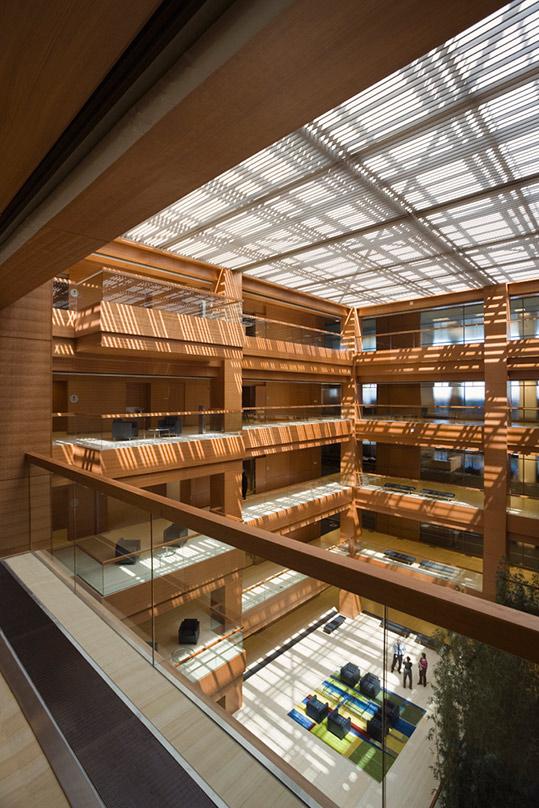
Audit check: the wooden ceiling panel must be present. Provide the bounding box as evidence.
[0,0,161,213]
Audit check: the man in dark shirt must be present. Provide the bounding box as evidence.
[403,656,413,689]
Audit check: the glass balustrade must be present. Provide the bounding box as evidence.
[361,381,485,423]
[508,454,539,515]
[70,267,241,322]
[26,457,538,807]
[243,313,344,349]
[242,403,343,427]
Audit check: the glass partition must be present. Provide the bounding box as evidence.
[72,268,241,322]
[508,454,539,513]
[27,459,538,807]
[362,443,484,494]
[361,381,485,423]
[384,599,539,807]
[243,314,344,349]
[242,403,343,426]
[508,380,539,425]
[361,302,484,351]
[359,509,483,592]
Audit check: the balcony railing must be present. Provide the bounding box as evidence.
[68,268,242,322]
[24,455,539,806]
[361,319,484,351]
[243,313,344,349]
[360,403,484,423]
[242,403,344,426]
[24,453,539,807]
[53,408,243,448]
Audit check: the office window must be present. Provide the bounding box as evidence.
[509,454,520,480]
[362,384,377,406]
[361,318,376,351]
[510,294,539,339]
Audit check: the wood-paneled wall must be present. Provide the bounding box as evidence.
[254,447,321,494]
[0,284,52,555]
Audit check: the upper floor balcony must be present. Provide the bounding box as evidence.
[52,404,354,476]
[53,408,245,475]
[53,268,244,360]
[358,380,539,450]
[357,293,539,377]
[243,403,353,454]
[242,314,353,377]
[242,473,354,533]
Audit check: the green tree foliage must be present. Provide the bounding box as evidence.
[429,564,539,807]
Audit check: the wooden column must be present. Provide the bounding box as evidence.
[483,284,509,599]
[0,284,52,555]
[339,589,362,618]
[341,307,360,352]
[341,375,361,551]
[210,466,242,520]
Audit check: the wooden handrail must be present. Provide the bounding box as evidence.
[242,403,342,412]
[54,405,344,419]
[26,452,539,662]
[243,313,342,338]
[361,403,484,411]
[362,321,483,337]
[74,265,240,307]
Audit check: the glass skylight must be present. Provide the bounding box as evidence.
[124,0,539,306]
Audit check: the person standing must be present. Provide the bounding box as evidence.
[403,656,413,689]
[391,638,405,673]
[418,652,428,686]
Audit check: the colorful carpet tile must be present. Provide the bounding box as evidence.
[288,672,426,782]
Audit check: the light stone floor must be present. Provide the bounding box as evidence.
[52,417,347,452]
[363,472,539,521]
[54,518,232,596]
[236,609,438,808]
[0,674,69,808]
[242,477,351,522]
[53,430,237,451]
[244,417,346,430]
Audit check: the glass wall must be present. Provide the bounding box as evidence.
[361,382,485,423]
[509,380,539,425]
[360,442,484,510]
[420,302,484,346]
[361,301,483,351]
[243,314,343,349]
[509,294,539,339]
[509,453,539,499]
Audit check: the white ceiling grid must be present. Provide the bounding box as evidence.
[125,0,539,306]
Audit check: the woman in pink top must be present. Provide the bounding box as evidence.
[418,652,428,686]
